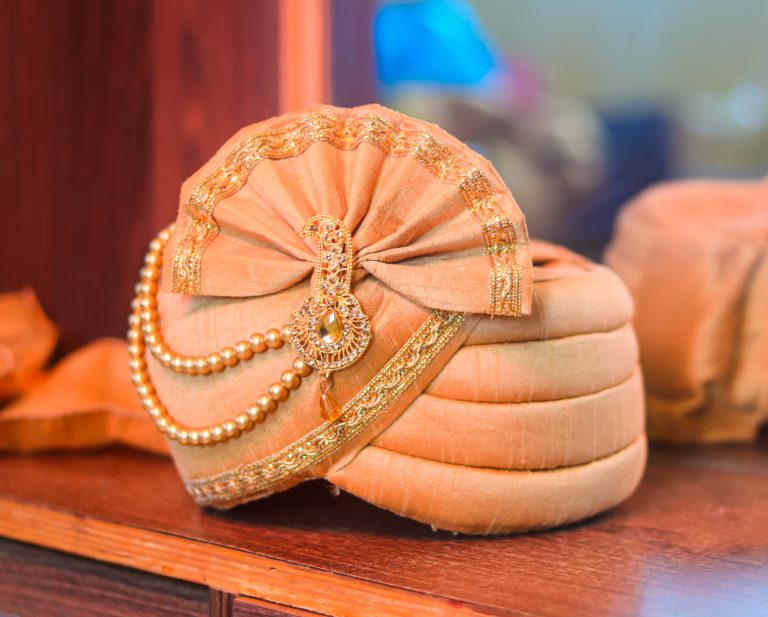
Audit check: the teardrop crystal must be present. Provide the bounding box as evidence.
[319,372,341,421]
[317,308,343,344]
[320,389,341,421]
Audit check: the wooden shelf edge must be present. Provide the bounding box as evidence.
[0,495,487,617]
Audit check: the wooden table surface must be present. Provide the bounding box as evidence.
[0,443,766,617]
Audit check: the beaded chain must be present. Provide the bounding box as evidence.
[127,225,313,446]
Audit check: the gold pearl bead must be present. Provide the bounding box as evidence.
[149,238,162,252]
[265,329,284,349]
[141,281,159,296]
[128,313,141,327]
[139,296,156,310]
[235,413,251,430]
[147,405,163,419]
[281,370,301,390]
[160,351,173,367]
[199,429,212,445]
[221,347,239,367]
[129,359,146,374]
[249,333,267,353]
[144,251,162,267]
[141,266,160,282]
[171,356,185,372]
[130,372,147,386]
[246,404,265,423]
[141,394,158,410]
[210,425,225,442]
[280,325,293,343]
[139,309,157,324]
[223,421,238,437]
[194,357,210,375]
[131,297,141,312]
[188,430,200,445]
[141,321,158,335]
[183,358,197,374]
[166,423,179,439]
[177,429,189,444]
[150,343,165,357]
[235,341,253,360]
[292,358,312,377]
[267,383,288,402]
[158,228,171,243]
[135,384,153,398]
[256,395,276,413]
[127,343,142,358]
[144,332,159,346]
[207,353,224,372]
[127,328,141,342]
[155,416,168,432]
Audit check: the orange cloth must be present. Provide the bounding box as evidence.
[606,178,768,443]
[0,290,166,455]
[0,289,57,400]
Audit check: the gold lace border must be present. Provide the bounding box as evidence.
[171,111,525,316]
[185,310,466,506]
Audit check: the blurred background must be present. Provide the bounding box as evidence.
[2,0,767,351]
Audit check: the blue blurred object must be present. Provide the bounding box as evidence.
[375,0,500,86]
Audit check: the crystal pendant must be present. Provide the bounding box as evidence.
[319,372,341,421]
[320,390,341,421]
[317,308,343,344]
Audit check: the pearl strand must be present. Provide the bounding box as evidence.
[132,232,289,376]
[127,225,312,446]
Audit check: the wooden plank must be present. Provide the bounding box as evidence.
[150,0,280,234]
[0,446,766,616]
[0,494,489,617]
[233,596,323,617]
[0,537,208,617]
[0,0,280,351]
[0,0,153,352]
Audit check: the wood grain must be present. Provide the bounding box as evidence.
[233,597,322,617]
[150,0,280,234]
[0,0,153,353]
[0,0,280,352]
[0,445,765,616]
[0,537,208,617]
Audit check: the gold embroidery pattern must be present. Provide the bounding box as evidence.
[185,310,466,506]
[172,112,524,316]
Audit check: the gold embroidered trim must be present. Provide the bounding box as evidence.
[172,111,524,316]
[185,310,466,505]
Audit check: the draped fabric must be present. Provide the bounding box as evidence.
[606,178,768,443]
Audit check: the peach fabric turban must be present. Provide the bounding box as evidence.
[606,178,768,443]
[140,104,646,534]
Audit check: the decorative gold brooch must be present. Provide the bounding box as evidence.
[289,216,372,421]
